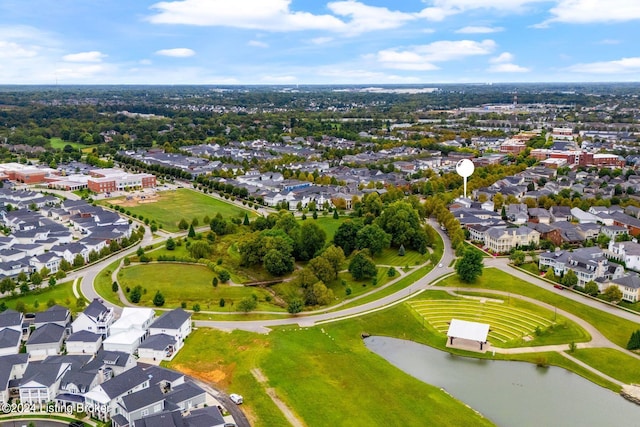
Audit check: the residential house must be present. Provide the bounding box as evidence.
[527,222,563,247]
[484,226,540,253]
[72,298,115,338]
[611,212,640,237]
[539,247,623,287]
[0,354,28,403]
[607,275,640,302]
[550,205,572,222]
[19,361,71,404]
[29,252,61,274]
[115,386,166,425]
[0,329,20,356]
[26,323,65,357]
[571,207,600,224]
[34,305,70,330]
[66,330,103,355]
[607,241,640,272]
[103,308,155,354]
[528,207,551,224]
[506,204,529,225]
[601,225,628,241]
[148,309,191,354]
[83,366,151,421]
[0,309,23,334]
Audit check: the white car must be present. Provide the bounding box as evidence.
[438,263,443,268]
[229,393,243,405]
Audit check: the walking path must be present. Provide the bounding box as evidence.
[251,368,306,427]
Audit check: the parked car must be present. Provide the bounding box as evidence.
[229,393,243,404]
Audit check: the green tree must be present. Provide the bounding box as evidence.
[584,281,599,296]
[30,272,43,286]
[319,245,346,276]
[153,290,165,307]
[602,285,623,303]
[348,251,377,280]
[60,259,72,272]
[309,256,336,284]
[218,270,231,283]
[243,213,250,226]
[304,281,335,306]
[112,281,119,292]
[398,245,405,256]
[545,269,558,282]
[263,249,295,276]
[356,224,391,256]
[627,330,640,350]
[509,250,526,266]
[456,248,484,283]
[15,301,26,313]
[287,298,304,314]
[165,237,176,250]
[561,270,578,288]
[48,276,56,287]
[188,224,196,238]
[296,222,326,261]
[212,277,219,287]
[333,209,339,219]
[333,220,363,256]
[0,278,14,293]
[130,286,142,303]
[238,296,258,313]
[375,201,429,253]
[188,241,213,259]
[210,213,229,235]
[178,218,189,230]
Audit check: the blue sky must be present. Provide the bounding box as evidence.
[1,0,639,84]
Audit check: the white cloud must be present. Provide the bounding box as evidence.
[566,57,640,74]
[62,51,106,63]
[310,37,333,45]
[416,0,548,21]
[375,39,496,70]
[327,1,415,34]
[597,39,620,45]
[0,41,38,58]
[490,52,514,63]
[139,59,153,65]
[155,48,195,57]
[148,0,416,35]
[248,40,269,48]
[488,63,529,72]
[545,0,640,24]
[487,52,529,72]
[456,25,503,33]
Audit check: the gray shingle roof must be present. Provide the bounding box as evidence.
[150,308,190,330]
[66,330,102,343]
[120,385,165,412]
[133,411,184,427]
[612,274,640,290]
[34,305,69,324]
[99,366,149,398]
[21,361,68,387]
[0,328,20,349]
[0,309,22,328]
[139,334,175,351]
[164,382,205,407]
[82,298,108,320]
[27,323,64,345]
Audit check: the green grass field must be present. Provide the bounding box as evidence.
[117,263,283,311]
[167,306,495,427]
[2,280,77,313]
[49,137,93,152]
[440,267,640,348]
[102,189,256,232]
[570,348,640,384]
[297,216,346,241]
[375,246,429,266]
[95,258,124,306]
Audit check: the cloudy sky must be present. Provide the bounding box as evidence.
[1,0,639,84]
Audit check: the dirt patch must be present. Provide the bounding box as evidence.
[110,193,159,207]
[172,364,232,387]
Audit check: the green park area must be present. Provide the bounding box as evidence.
[49,137,93,152]
[117,263,282,312]
[1,280,78,313]
[101,188,256,232]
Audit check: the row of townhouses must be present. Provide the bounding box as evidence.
[0,304,211,426]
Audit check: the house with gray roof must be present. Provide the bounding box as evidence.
[0,309,23,334]
[484,226,540,254]
[72,298,115,338]
[539,247,623,287]
[34,305,70,330]
[83,365,151,421]
[607,274,640,302]
[138,335,176,362]
[115,386,166,425]
[0,328,20,356]
[550,205,572,222]
[26,323,65,358]
[601,225,628,240]
[19,361,71,404]
[29,252,62,274]
[164,382,207,413]
[66,330,103,355]
[148,308,192,356]
[608,241,640,272]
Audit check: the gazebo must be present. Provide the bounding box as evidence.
[446,319,490,351]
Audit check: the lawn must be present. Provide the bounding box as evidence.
[167,308,495,427]
[375,246,429,267]
[117,263,284,312]
[2,280,77,313]
[49,137,93,152]
[101,189,256,232]
[440,267,640,348]
[94,258,124,306]
[570,348,640,384]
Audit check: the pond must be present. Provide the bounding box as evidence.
[365,336,639,426]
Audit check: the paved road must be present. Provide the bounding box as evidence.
[194,219,457,332]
